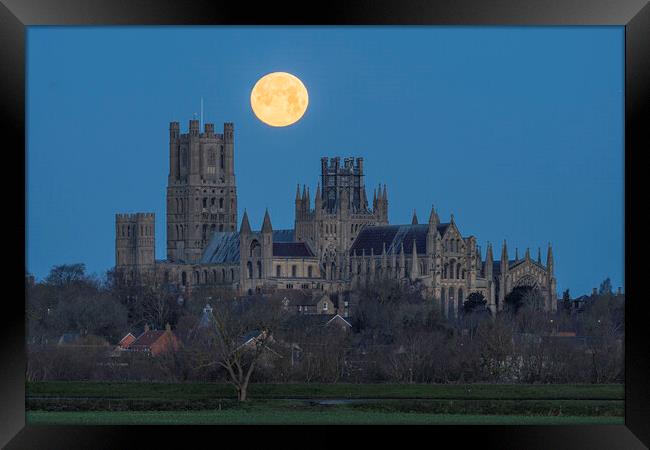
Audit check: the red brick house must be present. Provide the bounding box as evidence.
[126,324,181,356]
[118,333,136,349]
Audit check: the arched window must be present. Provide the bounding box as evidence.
[456,263,461,279]
[458,288,464,306]
[221,268,226,282]
[291,265,297,277]
[247,261,253,279]
[250,240,261,258]
[308,266,313,278]
[276,265,281,277]
[220,147,224,169]
[193,271,199,284]
[203,270,208,283]
[212,269,217,282]
[257,261,262,278]
[231,268,235,281]
[181,272,187,286]
[219,198,224,209]
[202,198,208,208]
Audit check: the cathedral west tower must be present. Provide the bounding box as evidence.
[166,120,237,263]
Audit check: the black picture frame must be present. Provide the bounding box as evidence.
[2,0,648,448]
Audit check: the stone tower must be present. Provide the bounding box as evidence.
[115,212,155,272]
[166,120,237,263]
[295,156,388,282]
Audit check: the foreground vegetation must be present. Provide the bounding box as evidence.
[27,382,624,421]
[27,381,623,401]
[27,409,623,425]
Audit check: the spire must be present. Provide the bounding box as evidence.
[261,209,272,233]
[295,184,301,202]
[485,242,493,278]
[525,247,530,261]
[410,239,419,280]
[501,240,508,269]
[302,184,307,203]
[537,247,542,264]
[428,204,439,227]
[240,210,251,234]
[547,242,554,274]
[515,247,519,261]
[399,242,406,278]
[315,182,322,208]
[450,213,455,224]
[382,184,387,204]
[411,209,418,225]
[306,186,310,210]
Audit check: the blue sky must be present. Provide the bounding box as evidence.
[26,26,624,295]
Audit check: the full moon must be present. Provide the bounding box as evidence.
[250,72,309,127]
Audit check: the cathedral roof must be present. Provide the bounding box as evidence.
[350,223,450,256]
[273,242,315,257]
[272,229,295,242]
[200,232,241,264]
[200,229,298,264]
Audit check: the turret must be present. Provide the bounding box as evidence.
[547,243,554,275]
[501,240,509,273]
[485,242,493,279]
[399,242,406,278]
[315,182,322,212]
[426,204,439,255]
[240,210,251,235]
[261,209,273,278]
[410,239,419,281]
[381,242,388,278]
[411,209,418,225]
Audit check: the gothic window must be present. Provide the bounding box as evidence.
[457,263,461,279]
[308,266,313,278]
[231,269,235,281]
[212,269,217,282]
[208,148,216,166]
[292,265,297,277]
[257,261,262,278]
[220,147,224,169]
[219,198,224,209]
[250,240,262,258]
[247,261,253,279]
[203,270,208,283]
[221,268,226,281]
[276,265,282,277]
[193,271,199,284]
[202,198,207,208]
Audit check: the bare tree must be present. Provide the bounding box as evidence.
[196,296,284,401]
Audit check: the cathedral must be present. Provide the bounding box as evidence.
[115,118,557,317]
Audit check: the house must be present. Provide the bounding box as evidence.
[126,323,181,356]
[118,333,136,349]
[280,291,336,315]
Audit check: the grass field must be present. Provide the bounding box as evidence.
[26,382,624,425]
[26,409,624,425]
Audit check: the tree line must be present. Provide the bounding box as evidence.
[26,264,624,396]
